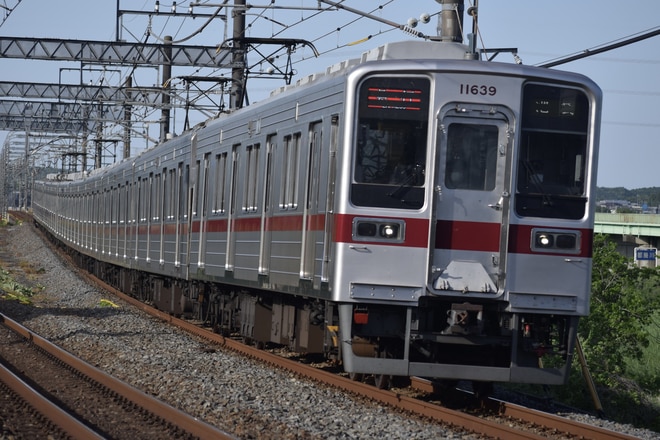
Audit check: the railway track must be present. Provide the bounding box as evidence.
[3,209,31,223]
[0,313,233,440]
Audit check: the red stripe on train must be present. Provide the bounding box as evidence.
[124,215,593,257]
[435,220,500,252]
[435,220,593,257]
[191,214,324,234]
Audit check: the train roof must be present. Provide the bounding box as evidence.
[270,40,472,98]
[268,39,599,99]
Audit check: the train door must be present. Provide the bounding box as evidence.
[301,121,322,284]
[146,173,153,263]
[432,104,513,296]
[123,182,129,259]
[259,135,276,275]
[114,185,120,257]
[102,188,109,255]
[137,177,146,261]
[174,162,185,268]
[197,153,210,269]
[159,170,166,265]
[183,163,194,275]
[225,145,240,271]
[321,115,339,283]
[131,179,138,261]
[173,133,198,276]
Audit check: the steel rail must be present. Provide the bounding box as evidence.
[497,401,640,440]
[0,313,235,440]
[0,362,104,439]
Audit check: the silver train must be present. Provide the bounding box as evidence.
[33,39,601,387]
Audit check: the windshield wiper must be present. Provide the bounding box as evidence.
[387,163,424,202]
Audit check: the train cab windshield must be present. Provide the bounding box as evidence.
[351,76,430,210]
[515,83,591,220]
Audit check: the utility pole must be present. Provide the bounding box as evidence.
[123,75,132,159]
[23,129,28,210]
[438,0,464,43]
[81,105,89,172]
[230,0,246,110]
[161,35,173,143]
[95,119,102,169]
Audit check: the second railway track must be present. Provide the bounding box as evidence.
[0,313,233,439]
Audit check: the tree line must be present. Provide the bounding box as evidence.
[597,187,660,206]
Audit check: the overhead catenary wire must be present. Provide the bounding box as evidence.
[147,0,229,44]
[261,1,427,71]
[538,26,660,68]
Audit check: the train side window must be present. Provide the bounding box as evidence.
[138,177,146,223]
[118,183,124,225]
[444,123,498,191]
[230,145,240,216]
[181,164,189,220]
[124,182,130,226]
[243,144,260,213]
[162,168,169,221]
[264,135,275,213]
[193,160,201,218]
[199,153,210,219]
[167,168,175,220]
[147,173,155,223]
[214,153,227,215]
[116,186,120,222]
[153,173,161,222]
[515,84,590,220]
[280,134,300,210]
[279,136,290,209]
[128,182,135,226]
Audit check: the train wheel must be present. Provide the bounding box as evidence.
[374,373,391,390]
[391,376,411,388]
[373,351,392,390]
[472,381,493,401]
[348,372,364,382]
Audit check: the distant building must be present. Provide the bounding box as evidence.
[596,199,658,214]
[597,199,632,213]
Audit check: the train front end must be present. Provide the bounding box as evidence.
[333,42,601,385]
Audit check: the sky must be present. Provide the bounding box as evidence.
[0,0,659,189]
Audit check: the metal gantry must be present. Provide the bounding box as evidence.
[0,36,234,67]
[0,5,239,217]
[0,0,328,217]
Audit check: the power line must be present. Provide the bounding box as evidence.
[537,27,660,68]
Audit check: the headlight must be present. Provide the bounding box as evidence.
[532,229,580,253]
[353,218,405,242]
[535,233,553,248]
[379,223,399,239]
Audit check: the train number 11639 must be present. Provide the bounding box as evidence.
[459,84,497,96]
